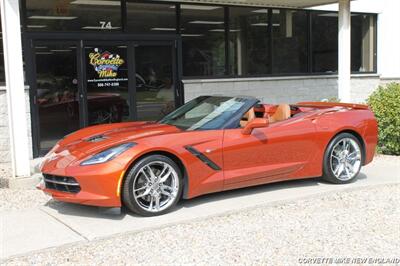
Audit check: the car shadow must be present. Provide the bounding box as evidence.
[180,178,319,209]
[44,200,127,220]
[178,172,367,210]
[44,172,368,219]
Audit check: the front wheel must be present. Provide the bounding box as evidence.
[122,155,183,216]
[322,133,363,184]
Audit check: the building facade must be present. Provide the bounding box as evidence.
[0,0,399,186]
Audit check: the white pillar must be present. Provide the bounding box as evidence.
[1,0,31,177]
[338,0,351,102]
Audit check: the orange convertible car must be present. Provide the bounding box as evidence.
[39,96,378,216]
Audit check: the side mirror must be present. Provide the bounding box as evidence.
[241,118,269,135]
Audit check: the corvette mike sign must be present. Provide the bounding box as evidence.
[87,48,128,88]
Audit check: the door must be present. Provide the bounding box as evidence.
[134,42,177,121]
[222,117,317,189]
[30,39,180,156]
[31,41,81,153]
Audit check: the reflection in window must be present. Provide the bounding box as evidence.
[126,2,176,34]
[181,5,226,77]
[35,43,79,151]
[135,45,176,121]
[25,0,121,31]
[229,7,270,76]
[351,14,376,72]
[22,1,379,78]
[312,12,338,73]
[272,9,308,74]
[160,96,246,130]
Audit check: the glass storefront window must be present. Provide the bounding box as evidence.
[85,45,129,125]
[181,4,226,77]
[311,12,338,73]
[135,44,176,121]
[351,14,377,72]
[229,7,270,76]
[271,9,308,74]
[126,2,176,34]
[25,0,121,31]
[23,1,378,77]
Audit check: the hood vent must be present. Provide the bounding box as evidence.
[86,135,108,143]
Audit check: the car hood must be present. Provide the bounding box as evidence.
[48,122,182,160]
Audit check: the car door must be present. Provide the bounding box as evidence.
[222,116,318,190]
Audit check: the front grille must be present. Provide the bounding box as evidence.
[43,174,81,194]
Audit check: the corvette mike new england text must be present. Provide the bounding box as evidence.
[298,257,400,264]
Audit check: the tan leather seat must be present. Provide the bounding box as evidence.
[240,108,256,128]
[269,104,291,123]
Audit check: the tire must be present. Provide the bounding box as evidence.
[322,133,363,184]
[122,155,183,216]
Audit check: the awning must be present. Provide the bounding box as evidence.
[157,0,340,9]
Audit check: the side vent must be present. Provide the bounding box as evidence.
[184,146,221,171]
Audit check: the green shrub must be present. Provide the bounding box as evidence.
[367,83,400,155]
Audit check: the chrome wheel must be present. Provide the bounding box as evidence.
[132,161,179,213]
[330,137,362,181]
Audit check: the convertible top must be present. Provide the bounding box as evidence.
[296,101,369,110]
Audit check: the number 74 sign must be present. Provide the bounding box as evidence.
[99,21,113,29]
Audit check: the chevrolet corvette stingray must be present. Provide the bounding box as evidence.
[38,96,378,216]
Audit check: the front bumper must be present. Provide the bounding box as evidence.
[37,161,125,207]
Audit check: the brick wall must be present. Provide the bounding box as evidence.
[351,77,400,103]
[0,90,12,186]
[350,75,381,103]
[0,87,32,186]
[183,75,339,103]
[183,74,386,104]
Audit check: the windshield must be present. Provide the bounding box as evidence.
[159,96,249,130]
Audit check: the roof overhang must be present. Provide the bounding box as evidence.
[158,0,342,9]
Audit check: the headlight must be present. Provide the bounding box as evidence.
[81,143,136,166]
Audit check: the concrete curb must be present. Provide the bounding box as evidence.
[7,174,41,189]
[1,157,43,189]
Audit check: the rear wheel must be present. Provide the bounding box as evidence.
[322,133,363,184]
[122,155,183,216]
